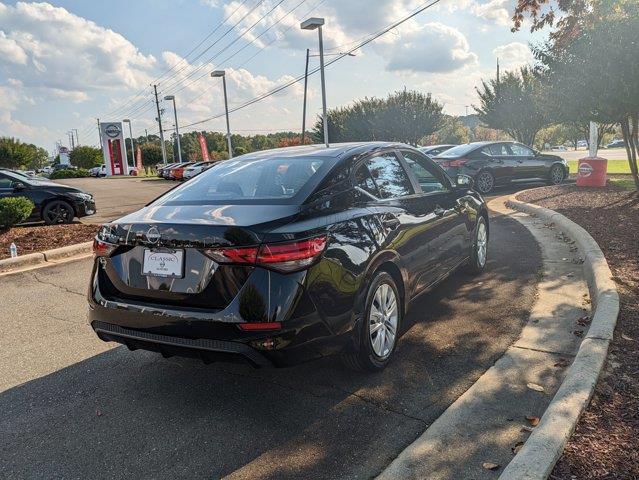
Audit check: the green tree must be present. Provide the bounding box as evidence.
[427,117,470,145]
[0,137,33,169]
[69,146,102,169]
[313,90,444,146]
[139,143,164,166]
[475,67,550,146]
[523,0,639,189]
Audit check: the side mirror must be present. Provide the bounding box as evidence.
[12,182,26,191]
[456,174,473,189]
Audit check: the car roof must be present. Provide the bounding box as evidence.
[236,142,414,161]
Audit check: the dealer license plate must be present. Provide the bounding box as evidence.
[142,249,184,278]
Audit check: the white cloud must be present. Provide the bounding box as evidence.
[0,31,27,64]
[380,23,478,73]
[470,0,513,26]
[0,1,157,94]
[493,42,533,70]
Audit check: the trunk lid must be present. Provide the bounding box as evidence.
[98,204,300,310]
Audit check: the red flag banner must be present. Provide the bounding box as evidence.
[199,134,210,161]
[136,145,143,170]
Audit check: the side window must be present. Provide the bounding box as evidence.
[510,144,533,156]
[485,143,510,156]
[354,164,379,198]
[401,151,448,194]
[0,174,13,189]
[364,153,414,199]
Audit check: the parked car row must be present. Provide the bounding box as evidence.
[157,161,216,180]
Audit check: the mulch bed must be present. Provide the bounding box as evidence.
[0,223,98,260]
[518,184,639,479]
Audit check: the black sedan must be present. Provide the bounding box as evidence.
[89,142,489,370]
[433,141,569,194]
[0,169,96,224]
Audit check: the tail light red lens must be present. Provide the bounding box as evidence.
[204,236,327,273]
[238,322,282,331]
[440,158,468,167]
[93,238,117,258]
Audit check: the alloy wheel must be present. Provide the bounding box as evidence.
[476,220,487,267]
[476,171,494,193]
[369,283,398,359]
[551,166,564,184]
[45,202,72,224]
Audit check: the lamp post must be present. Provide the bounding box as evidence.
[123,119,135,172]
[211,71,233,158]
[301,17,329,148]
[164,95,183,163]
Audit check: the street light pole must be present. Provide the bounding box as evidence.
[164,95,183,163]
[211,70,233,158]
[301,17,329,147]
[302,48,310,145]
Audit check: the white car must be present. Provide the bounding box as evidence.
[183,161,215,179]
[90,165,107,177]
[551,145,568,151]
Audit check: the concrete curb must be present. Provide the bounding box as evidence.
[0,241,92,274]
[500,192,619,480]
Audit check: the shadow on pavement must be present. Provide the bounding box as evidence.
[0,214,542,480]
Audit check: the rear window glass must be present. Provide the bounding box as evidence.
[436,144,478,158]
[155,156,325,204]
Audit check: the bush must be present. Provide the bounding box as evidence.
[49,168,90,179]
[0,197,34,228]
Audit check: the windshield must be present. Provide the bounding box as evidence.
[435,144,479,158]
[155,156,326,205]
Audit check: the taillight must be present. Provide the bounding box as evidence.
[238,322,282,331]
[440,158,468,167]
[204,236,327,273]
[93,238,116,258]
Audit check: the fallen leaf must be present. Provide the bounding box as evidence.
[621,334,634,341]
[521,426,534,433]
[527,383,545,392]
[554,359,570,368]
[573,330,584,337]
[525,415,540,426]
[483,462,500,470]
[96,409,103,417]
[512,441,525,454]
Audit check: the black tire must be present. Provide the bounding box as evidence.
[475,170,495,194]
[467,215,488,273]
[42,200,75,225]
[342,271,402,372]
[548,164,565,185]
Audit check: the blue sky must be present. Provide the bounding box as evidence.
[0,0,545,152]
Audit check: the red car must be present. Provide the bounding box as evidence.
[168,162,195,180]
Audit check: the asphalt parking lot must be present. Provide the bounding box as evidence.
[55,177,176,224]
[0,210,540,479]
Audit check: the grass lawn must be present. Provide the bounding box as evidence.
[608,177,637,190]
[567,159,631,174]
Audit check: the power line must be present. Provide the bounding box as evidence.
[179,0,442,130]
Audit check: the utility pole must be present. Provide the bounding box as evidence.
[301,48,310,145]
[97,118,103,147]
[496,58,500,97]
[73,128,79,146]
[68,132,74,149]
[153,84,168,164]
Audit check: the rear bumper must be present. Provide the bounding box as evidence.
[93,321,273,367]
[88,260,347,367]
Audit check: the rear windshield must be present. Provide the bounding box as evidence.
[435,144,478,158]
[155,156,326,205]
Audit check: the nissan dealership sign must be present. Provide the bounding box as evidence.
[99,122,128,176]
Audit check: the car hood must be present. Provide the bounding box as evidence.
[29,180,87,194]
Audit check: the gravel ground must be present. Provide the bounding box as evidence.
[518,185,639,480]
[0,223,97,259]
